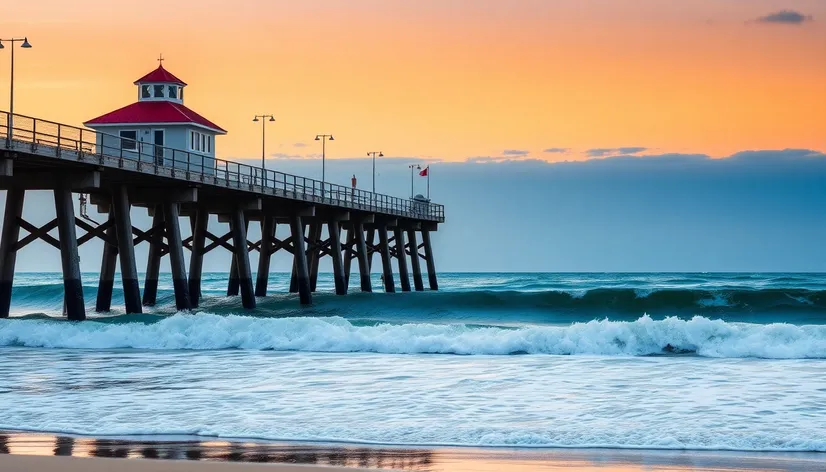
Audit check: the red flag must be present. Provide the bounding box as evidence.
[419,166,429,177]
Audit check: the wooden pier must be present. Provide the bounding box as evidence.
[0,111,444,320]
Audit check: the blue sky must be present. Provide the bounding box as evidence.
[5,149,826,272]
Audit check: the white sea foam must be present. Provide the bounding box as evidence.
[1,314,825,358]
[1,348,824,452]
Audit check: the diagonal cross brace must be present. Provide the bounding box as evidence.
[13,218,60,251]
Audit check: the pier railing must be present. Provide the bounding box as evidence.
[0,111,445,222]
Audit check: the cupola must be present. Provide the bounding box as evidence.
[134,64,187,104]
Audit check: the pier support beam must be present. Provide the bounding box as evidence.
[227,217,247,297]
[421,229,438,291]
[328,219,347,295]
[95,212,117,313]
[290,215,312,305]
[112,186,142,314]
[143,206,164,306]
[54,185,85,321]
[289,223,305,294]
[188,208,208,307]
[255,216,276,297]
[163,202,191,311]
[230,208,256,309]
[407,229,424,292]
[366,228,376,272]
[0,188,24,317]
[378,225,395,293]
[394,227,411,292]
[354,221,372,293]
[343,227,354,289]
[308,222,322,292]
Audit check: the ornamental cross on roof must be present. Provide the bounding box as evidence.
[157,54,164,65]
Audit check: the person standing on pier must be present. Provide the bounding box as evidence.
[351,174,357,202]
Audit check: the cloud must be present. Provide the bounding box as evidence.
[586,147,648,158]
[270,152,307,159]
[293,142,308,148]
[502,149,530,157]
[754,10,813,25]
[543,148,570,154]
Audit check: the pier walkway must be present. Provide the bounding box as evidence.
[0,111,444,320]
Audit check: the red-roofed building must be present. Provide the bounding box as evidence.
[84,64,225,168]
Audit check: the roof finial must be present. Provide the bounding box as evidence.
[157,54,165,66]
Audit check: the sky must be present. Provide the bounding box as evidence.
[1,1,825,272]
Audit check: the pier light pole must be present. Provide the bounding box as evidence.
[253,114,275,186]
[315,134,334,196]
[0,37,33,140]
[367,151,383,194]
[408,164,421,199]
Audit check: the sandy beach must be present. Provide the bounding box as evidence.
[1,431,824,472]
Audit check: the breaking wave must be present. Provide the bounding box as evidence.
[1,313,825,358]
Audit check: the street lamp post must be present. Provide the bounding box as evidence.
[0,37,33,140]
[253,114,275,185]
[367,151,383,194]
[315,134,334,196]
[408,164,421,199]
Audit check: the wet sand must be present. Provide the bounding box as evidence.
[0,431,823,471]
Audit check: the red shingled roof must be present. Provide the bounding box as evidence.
[84,101,226,134]
[134,65,187,86]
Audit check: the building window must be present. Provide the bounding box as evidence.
[190,130,213,153]
[119,130,137,151]
[141,85,151,99]
[154,85,165,98]
[168,85,178,99]
[179,87,184,101]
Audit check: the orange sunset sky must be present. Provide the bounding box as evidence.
[1,0,824,162]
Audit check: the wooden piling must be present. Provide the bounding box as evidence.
[366,228,376,272]
[142,205,164,306]
[255,216,275,297]
[354,221,372,293]
[343,226,354,289]
[290,215,312,305]
[112,186,142,314]
[289,223,305,294]
[227,216,247,297]
[0,188,24,318]
[95,212,117,313]
[162,202,191,310]
[188,208,208,307]
[407,229,424,292]
[378,226,396,293]
[308,222,322,292]
[421,229,438,291]
[328,220,347,295]
[54,186,86,321]
[394,227,411,292]
[230,208,256,309]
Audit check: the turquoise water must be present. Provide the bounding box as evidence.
[0,273,825,451]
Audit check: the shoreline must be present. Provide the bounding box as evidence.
[1,431,823,471]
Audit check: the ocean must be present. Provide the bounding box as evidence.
[0,272,825,453]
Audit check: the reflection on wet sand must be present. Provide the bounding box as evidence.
[0,431,821,472]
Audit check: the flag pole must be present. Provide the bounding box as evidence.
[427,167,430,200]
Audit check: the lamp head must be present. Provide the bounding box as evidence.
[268,116,275,122]
[329,135,335,141]
[315,136,321,141]
[253,117,259,122]
[21,38,32,48]
[0,41,4,49]
[379,152,384,157]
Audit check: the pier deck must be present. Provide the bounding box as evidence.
[0,111,444,320]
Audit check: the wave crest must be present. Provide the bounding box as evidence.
[1,314,824,358]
